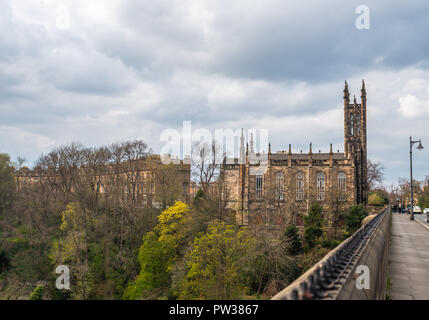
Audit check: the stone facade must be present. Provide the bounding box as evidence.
[221,80,368,225]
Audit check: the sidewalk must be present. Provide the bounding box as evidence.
[388,213,429,300]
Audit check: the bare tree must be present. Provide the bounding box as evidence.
[367,159,385,191]
[191,141,224,193]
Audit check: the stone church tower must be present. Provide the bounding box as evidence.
[344,80,368,204]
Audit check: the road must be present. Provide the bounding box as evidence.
[414,212,429,225]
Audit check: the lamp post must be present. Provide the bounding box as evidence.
[410,136,424,221]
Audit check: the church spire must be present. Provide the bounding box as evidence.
[249,133,254,154]
[240,128,245,163]
[344,80,349,100]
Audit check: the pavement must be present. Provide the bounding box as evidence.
[388,212,429,300]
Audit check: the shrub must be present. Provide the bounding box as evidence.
[344,204,368,235]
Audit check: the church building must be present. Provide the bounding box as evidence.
[221,80,368,225]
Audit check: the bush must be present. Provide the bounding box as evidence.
[303,203,324,251]
[344,204,368,235]
[368,192,385,206]
[29,285,43,300]
[284,225,303,256]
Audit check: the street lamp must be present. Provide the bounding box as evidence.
[410,136,423,221]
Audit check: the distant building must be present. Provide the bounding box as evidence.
[16,154,191,209]
[221,80,368,225]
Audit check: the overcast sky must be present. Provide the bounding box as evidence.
[1,0,429,186]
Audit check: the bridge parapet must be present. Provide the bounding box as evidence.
[272,207,391,300]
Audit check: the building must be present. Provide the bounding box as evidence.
[16,154,191,209]
[221,80,368,225]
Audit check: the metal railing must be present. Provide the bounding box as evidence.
[272,207,389,300]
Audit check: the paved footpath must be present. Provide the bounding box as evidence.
[388,213,429,300]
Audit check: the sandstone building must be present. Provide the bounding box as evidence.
[221,80,368,225]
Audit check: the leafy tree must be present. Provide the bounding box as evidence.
[303,203,324,251]
[284,224,303,256]
[368,192,385,206]
[50,202,95,299]
[344,204,368,235]
[0,153,16,231]
[176,220,254,300]
[124,201,189,299]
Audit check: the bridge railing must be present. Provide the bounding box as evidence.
[272,206,391,300]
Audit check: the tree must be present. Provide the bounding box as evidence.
[50,202,95,299]
[344,204,368,235]
[0,153,16,234]
[176,220,254,299]
[368,192,386,206]
[303,202,324,251]
[367,160,385,191]
[284,225,303,256]
[124,201,190,299]
[191,141,224,193]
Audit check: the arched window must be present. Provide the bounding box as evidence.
[256,175,263,200]
[317,172,325,201]
[296,172,305,201]
[275,172,284,200]
[356,113,361,136]
[350,113,354,136]
[338,172,346,201]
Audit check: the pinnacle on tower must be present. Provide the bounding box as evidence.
[249,133,254,154]
[309,142,313,154]
[344,80,349,99]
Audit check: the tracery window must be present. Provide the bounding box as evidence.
[317,172,326,201]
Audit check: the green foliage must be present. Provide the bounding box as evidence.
[0,153,16,216]
[125,201,189,300]
[176,220,254,300]
[319,237,341,249]
[344,204,368,235]
[29,285,43,300]
[193,188,205,206]
[418,185,429,209]
[303,203,324,251]
[368,192,385,206]
[284,225,303,256]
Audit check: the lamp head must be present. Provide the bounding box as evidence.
[417,141,424,150]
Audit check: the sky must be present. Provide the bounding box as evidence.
[1,0,429,186]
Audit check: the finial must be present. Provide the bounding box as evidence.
[344,80,349,100]
[353,95,357,104]
[249,133,254,154]
[288,144,292,155]
[309,142,313,154]
[330,143,333,154]
[246,142,249,155]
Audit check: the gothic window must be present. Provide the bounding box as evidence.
[275,172,284,200]
[296,172,305,201]
[356,113,361,136]
[350,113,354,136]
[256,175,263,199]
[317,172,325,201]
[338,172,346,201]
